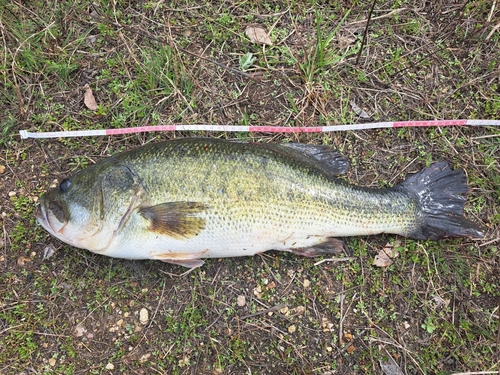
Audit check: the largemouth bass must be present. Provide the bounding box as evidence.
[37,138,483,268]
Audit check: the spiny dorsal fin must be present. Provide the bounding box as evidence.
[257,143,349,176]
[139,202,207,239]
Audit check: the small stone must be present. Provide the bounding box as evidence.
[288,325,296,333]
[48,358,56,366]
[344,332,353,341]
[139,353,151,363]
[303,279,311,288]
[116,319,124,327]
[295,306,306,316]
[237,295,246,307]
[8,191,16,197]
[279,306,289,315]
[0,165,5,174]
[105,363,114,370]
[139,308,149,325]
[253,285,262,299]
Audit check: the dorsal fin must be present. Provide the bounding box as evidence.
[257,142,349,177]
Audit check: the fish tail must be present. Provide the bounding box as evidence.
[400,161,484,240]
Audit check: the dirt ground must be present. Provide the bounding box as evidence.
[1,1,499,374]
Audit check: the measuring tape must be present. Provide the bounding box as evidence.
[19,119,500,139]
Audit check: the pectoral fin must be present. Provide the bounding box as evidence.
[139,202,207,239]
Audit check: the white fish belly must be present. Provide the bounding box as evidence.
[101,215,406,260]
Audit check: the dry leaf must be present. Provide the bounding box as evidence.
[350,101,371,119]
[83,84,98,110]
[373,242,400,267]
[432,295,450,309]
[379,346,404,375]
[346,345,356,353]
[17,256,31,266]
[245,25,272,45]
[75,324,87,337]
[43,244,56,260]
[266,281,276,290]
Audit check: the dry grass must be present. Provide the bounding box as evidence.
[1,1,499,374]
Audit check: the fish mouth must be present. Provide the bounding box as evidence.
[36,201,54,235]
[36,200,66,238]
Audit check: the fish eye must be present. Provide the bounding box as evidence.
[59,179,71,192]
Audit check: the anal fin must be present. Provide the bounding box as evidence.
[290,238,345,257]
[158,258,205,269]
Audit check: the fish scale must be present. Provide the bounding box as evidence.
[37,138,483,268]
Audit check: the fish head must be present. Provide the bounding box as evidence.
[37,162,145,253]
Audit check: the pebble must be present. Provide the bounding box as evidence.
[0,165,5,174]
[105,363,114,370]
[296,305,306,315]
[48,358,56,366]
[279,306,289,315]
[139,308,149,325]
[237,295,246,307]
[288,325,296,333]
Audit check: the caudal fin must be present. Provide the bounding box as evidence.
[400,161,484,240]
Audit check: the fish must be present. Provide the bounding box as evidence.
[37,137,484,268]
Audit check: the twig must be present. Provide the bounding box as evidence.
[239,303,286,319]
[347,8,406,26]
[314,257,354,266]
[355,0,377,65]
[488,0,497,22]
[479,237,500,247]
[486,22,500,41]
